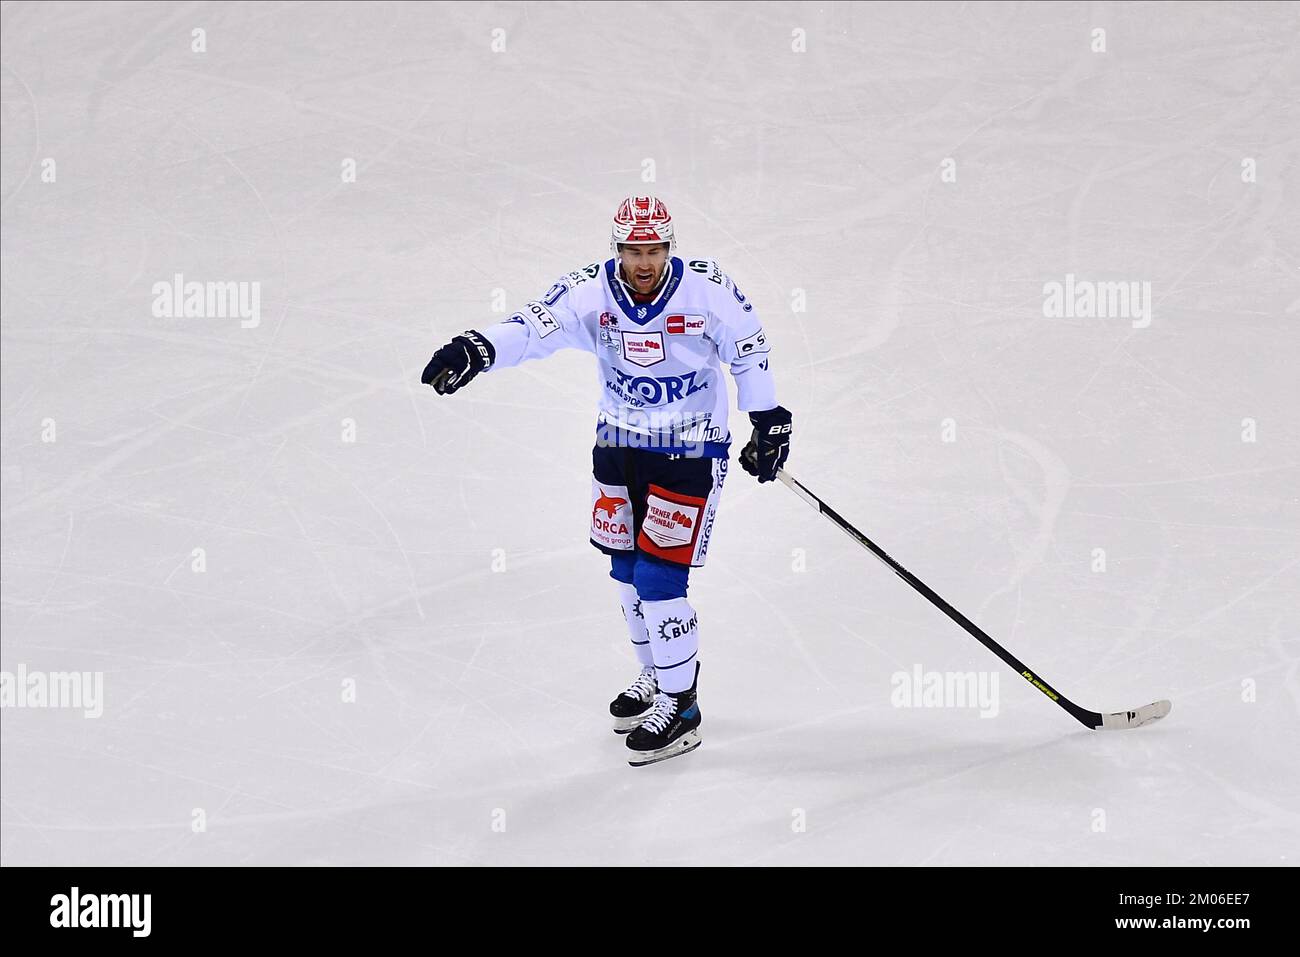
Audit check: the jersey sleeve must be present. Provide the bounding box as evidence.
[705,263,778,412]
[479,271,597,370]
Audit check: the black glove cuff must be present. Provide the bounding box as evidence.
[748,405,792,432]
[457,329,496,371]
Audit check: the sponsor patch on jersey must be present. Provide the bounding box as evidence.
[639,486,705,557]
[621,331,665,367]
[734,328,769,356]
[666,314,706,336]
[598,311,620,350]
[590,482,633,551]
[598,310,618,348]
[564,262,602,288]
[607,369,708,406]
[688,259,723,285]
[518,301,560,338]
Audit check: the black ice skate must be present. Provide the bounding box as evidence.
[610,667,657,734]
[625,664,701,766]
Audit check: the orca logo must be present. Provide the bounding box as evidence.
[590,484,633,549]
[593,489,628,521]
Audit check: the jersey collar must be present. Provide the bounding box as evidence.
[605,257,683,326]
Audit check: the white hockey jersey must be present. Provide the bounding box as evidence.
[481,257,777,458]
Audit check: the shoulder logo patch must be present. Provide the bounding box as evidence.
[520,301,560,338]
[734,329,769,356]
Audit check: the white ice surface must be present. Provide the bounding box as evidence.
[2,1,1298,866]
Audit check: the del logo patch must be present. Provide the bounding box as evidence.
[621,331,665,367]
[666,314,706,336]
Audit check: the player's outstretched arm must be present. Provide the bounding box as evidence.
[422,275,592,396]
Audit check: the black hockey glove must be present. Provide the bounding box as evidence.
[739,406,792,483]
[421,330,495,395]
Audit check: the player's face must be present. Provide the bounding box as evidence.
[618,243,670,295]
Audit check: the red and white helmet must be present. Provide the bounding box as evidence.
[610,195,676,261]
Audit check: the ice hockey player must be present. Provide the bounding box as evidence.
[421,196,792,766]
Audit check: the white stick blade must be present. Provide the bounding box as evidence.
[1100,699,1172,730]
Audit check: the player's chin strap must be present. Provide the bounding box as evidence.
[614,263,670,300]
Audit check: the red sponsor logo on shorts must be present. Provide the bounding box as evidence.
[593,489,628,520]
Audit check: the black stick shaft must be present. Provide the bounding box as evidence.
[776,469,1100,729]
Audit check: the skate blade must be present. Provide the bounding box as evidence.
[627,729,702,767]
[612,713,650,734]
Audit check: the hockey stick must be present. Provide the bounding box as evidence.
[776,469,1171,730]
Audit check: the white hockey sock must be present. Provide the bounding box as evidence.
[641,597,699,694]
[617,582,654,669]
